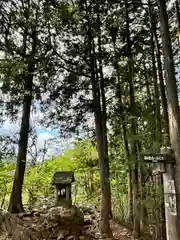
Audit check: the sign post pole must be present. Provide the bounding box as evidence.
[160,146,180,240]
[141,148,180,239]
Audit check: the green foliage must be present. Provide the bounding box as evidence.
[0,163,15,208]
[109,139,129,220]
[23,139,100,207]
[0,0,176,234]
[0,139,101,209]
[71,140,100,206]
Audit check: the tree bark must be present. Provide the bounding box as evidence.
[8,27,36,213]
[149,12,166,237]
[125,3,140,236]
[85,1,112,235]
[1,186,7,209]
[127,170,133,223]
[143,62,152,103]
[91,51,112,236]
[116,67,133,223]
[151,31,162,149]
[157,0,180,230]
[97,7,112,217]
[149,2,162,148]
[136,135,148,232]
[98,29,109,176]
[8,75,33,213]
[175,0,180,43]
[154,33,169,139]
[151,9,169,140]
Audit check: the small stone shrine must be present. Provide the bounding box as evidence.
[52,171,75,208]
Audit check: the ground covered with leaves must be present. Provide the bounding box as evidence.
[0,205,140,240]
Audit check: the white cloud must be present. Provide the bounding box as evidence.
[36,133,73,157]
[36,132,54,149]
[0,120,74,162]
[0,121,20,135]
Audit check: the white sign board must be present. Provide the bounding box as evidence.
[167,180,177,215]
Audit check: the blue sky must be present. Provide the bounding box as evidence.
[0,121,68,159]
[36,127,60,138]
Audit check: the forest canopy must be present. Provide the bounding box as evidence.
[0,0,180,239]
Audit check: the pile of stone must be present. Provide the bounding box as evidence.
[0,205,112,240]
[0,206,84,240]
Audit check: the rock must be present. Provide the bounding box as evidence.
[35,197,55,211]
[70,206,84,224]
[57,229,69,240]
[79,236,84,240]
[66,236,76,240]
[48,206,84,225]
[48,206,67,216]
[0,204,107,240]
[33,211,40,217]
[18,211,35,218]
[84,215,92,225]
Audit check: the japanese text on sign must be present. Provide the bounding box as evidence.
[143,155,164,162]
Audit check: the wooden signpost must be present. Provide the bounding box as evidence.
[141,152,175,164]
[141,147,180,240]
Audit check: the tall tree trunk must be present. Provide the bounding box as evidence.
[97,7,112,217]
[149,1,162,148]
[150,11,166,238]
[151,9,169,141]
[155,35,169,140]
[175,0,180,43]
[143,62,152,103]
[8,27,36,213]
[85,2,112,235]
[125,3,140,236]
[8,75,33,213]
[127,170,133,223]
[116,66,133,223]
[151,32,162,149]
[157,0,180,230]
[98,30,109,175]
[1,186,7,209]
[91,51,112,236]
[136,139,148,232]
